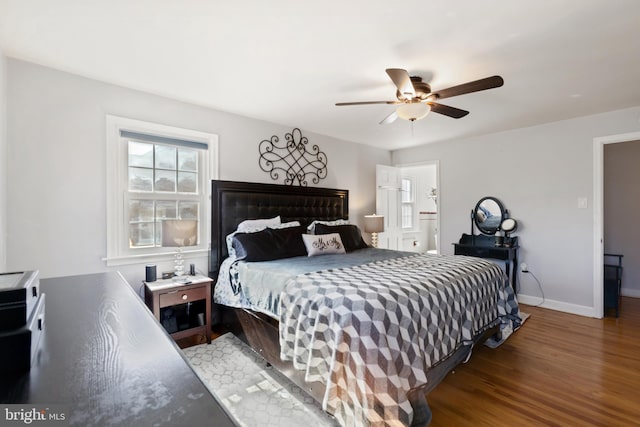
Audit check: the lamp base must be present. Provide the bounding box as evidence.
[371,232,379,248]
[173,247,185,277]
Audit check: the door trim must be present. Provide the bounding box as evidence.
[593,131,640,318]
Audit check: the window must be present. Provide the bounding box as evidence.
[106,116,218,265]
[400,177,414,229]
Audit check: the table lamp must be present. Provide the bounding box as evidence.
[363,214,384,248]
[162,219,198,279]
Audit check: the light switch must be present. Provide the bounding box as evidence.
[578,197,588,209]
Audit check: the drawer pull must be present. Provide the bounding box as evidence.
[182,294,188,300]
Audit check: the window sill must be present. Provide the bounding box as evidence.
[103,248,208,267]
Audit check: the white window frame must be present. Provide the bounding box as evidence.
[400,176,416,230]
[105,115,218,266]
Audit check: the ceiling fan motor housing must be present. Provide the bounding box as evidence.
[396,76,432,101]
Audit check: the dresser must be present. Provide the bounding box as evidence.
[454,233,519,292]
[0,272,235,426]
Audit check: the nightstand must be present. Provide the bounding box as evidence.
[144,275,212,345]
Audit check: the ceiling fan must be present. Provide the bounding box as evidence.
[336,68,504,124]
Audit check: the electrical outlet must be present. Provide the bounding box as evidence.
[520,262,529,273]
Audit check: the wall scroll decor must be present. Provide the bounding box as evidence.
[258,128,328,186]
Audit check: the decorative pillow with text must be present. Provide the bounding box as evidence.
[302,233,346,256]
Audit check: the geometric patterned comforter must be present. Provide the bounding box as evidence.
[279,253,521,426]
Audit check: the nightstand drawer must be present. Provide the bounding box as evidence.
[159,286,206,308]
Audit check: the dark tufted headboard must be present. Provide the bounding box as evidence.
[209,180,349,278]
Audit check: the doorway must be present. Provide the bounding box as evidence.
[603,140,640,298]
[594,131,640,318]
[375,162,439,254]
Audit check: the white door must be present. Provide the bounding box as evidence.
[375,165,402,249]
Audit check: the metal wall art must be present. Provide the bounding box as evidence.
[258,128,328,186]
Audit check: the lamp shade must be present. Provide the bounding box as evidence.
[396,102,430,121]
[363,215,384,234]
[162,220,198,247]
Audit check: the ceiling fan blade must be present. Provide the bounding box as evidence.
[335,100,398,106]
[385,68,415,99]
[428,102,469,119]
[379,111,398,125]
[431,75,504,100]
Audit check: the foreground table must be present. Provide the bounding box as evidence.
[0,272,236,426]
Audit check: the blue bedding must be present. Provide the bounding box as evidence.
[214,248,413,319]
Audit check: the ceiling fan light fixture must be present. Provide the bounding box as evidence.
[396,102,431,121]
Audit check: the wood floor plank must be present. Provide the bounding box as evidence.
[427,297,640,426]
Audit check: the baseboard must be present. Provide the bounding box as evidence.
[516,294,598,318]
[621,288,640,298]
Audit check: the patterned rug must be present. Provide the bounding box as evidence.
[183,333,338,427]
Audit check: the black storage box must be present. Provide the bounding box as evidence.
[0,271,40,332]
[0,292,46,374]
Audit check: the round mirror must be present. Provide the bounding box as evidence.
[501,218,518,235]
[473,197,505,235]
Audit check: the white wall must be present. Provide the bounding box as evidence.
[0,50,6,272]
[6,58,390,286]
[392,106,640,316]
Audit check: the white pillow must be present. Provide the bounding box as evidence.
[302,233,346,256]
[273,221,301,230]
[237,216,281,232]
[226,220,300,257]
[307,219,349,234]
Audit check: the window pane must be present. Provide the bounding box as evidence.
[401,179,412,203]
[129,167,153,191]
[129,200,154,222]
[179,202,198,219]
[155,145,176,170]
[178,149,198,172]
[401,204,413,229]
[128,141,153,167]
[129,223,155,248]
[155,170,176,192]
[177,172,197,193]
[156,201,177,219]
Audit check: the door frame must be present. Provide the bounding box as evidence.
[393,160,441,254]
[593,130,640,318]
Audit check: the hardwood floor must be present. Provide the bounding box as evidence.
[428,297,640,426]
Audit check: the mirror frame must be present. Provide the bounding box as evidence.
[473,196,506,235]
[501,218,518,235]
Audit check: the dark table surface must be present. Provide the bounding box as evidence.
[0,272,236,426]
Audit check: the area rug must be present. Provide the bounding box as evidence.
[183,333,338,427]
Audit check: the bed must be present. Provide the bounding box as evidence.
[209,180,521,426]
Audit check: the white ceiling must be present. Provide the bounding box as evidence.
[1,0,639,150]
